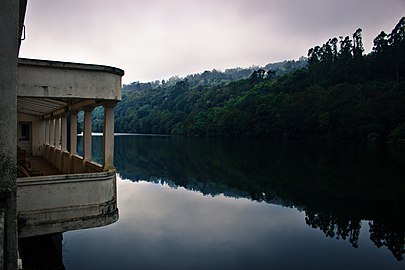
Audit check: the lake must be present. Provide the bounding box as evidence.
[64,135,405,269]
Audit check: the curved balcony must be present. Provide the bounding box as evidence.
[17,170,118,238]
[16,58,123,238]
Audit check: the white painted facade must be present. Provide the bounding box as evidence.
[17,58,122,100]
[1,1,124,266]
[16,58,124,239]
[17,171,118,238]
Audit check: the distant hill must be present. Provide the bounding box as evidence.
[122,59,307,93]
[85,17,405,143]
[81,59,307,132]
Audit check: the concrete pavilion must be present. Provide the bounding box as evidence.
[1,1,124,268]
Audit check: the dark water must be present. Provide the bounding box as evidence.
[67,135,405,269]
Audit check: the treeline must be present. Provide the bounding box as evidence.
[91,17,405,142]
[87,59,306,132]
[121,59,306,93]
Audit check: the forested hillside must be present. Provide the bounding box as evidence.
[121,59,307,93]
[89,17,405,143]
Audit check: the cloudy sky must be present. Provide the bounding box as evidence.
[20,0,404,84]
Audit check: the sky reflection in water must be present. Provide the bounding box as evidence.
[65,136,405,269]
[64,178,403,270]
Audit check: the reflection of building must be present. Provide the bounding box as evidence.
[0,1,123,268]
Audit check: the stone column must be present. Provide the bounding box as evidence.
[70,112,78,155]
[59,115,68,173]
[55,117,60,148]
[45,119,49,144]
[83,108,93,161]
[61,115,68,151]
[103,103,116,170]
[49,119,55,146]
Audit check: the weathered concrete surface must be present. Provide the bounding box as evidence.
[17,58,124,101]
[0,0,20,268]
[0,0,18,197]
[17,172,118,238]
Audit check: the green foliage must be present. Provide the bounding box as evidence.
[388,122,405,143]
[87,18,405,143]
[105,60,306,135]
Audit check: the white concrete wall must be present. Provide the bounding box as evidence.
[17,172,116,211]
[17,113,45,156]
[17,59,123,101]
[17,172,118,237]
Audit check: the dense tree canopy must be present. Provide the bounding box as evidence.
[88,17,405,143]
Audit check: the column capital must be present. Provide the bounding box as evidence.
[83,107,94,112]
[68,110,79,116]
[102,100,119,108]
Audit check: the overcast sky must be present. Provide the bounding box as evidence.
[20,0,405,84]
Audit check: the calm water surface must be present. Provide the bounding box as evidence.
[65,135,405,269]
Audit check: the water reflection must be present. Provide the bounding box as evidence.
[73,135,405,267]
[63,177,404,270]
[20,233,65,270]
[82,135,405,262]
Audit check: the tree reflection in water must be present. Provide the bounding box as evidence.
[85,135,405,261]
[305,210,361,248]
[369,220,405,261]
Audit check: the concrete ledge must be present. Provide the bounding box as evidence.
[19,206,118,238]
[17,171,114,186]
[18,58,124,76]
[17,171,118,238]
[17,58,123,100]
[17,172,116,210]
[85,160,104,173]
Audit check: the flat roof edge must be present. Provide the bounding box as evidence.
[18,58,125,76]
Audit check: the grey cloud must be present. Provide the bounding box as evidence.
[20,0,405,83]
